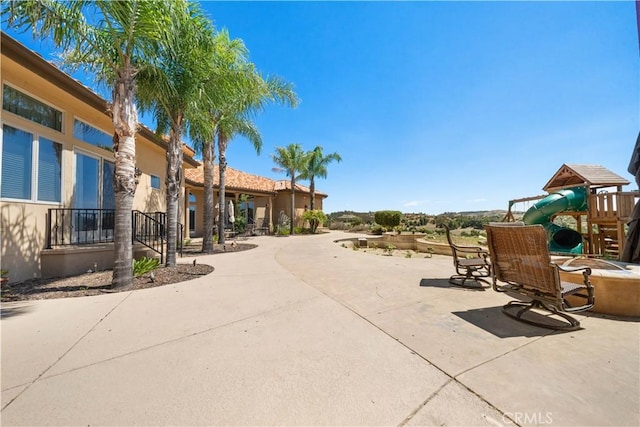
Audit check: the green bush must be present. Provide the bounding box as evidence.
[234,215,246,233]
[276,226,290,236]
[133,257,160,277]
[370,224,384,235]
[374,210,402,230]
[302,210,328,233]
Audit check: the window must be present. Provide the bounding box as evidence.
[73,119,112,151]
[2,85,62,131]
[37,137,62,202]
[1,124,62,202]
[150,174,161,189]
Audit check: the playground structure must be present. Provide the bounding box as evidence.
[503,164,638,260]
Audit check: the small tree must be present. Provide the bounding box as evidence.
[374,210,402,231]
[300,146,341,210]
[374,211,402,230]
[302,210,327,233]
[271,144,309,234]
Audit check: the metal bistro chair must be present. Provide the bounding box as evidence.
[484,223,595,331]
[443,224,491,289]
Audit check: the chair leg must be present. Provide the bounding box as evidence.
[502,300,581,331]
[449,269,490,289]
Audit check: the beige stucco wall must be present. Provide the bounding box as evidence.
[1,54,189,282]
[272,191,325,228]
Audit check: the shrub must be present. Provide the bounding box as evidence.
[349,216,363,226]
[294,226,305,234]
[302,209,328,233]
[234,215,246,233]
[370,224,384,235]
[329,222,348,230]
[374,210,402,230]
[133,257,160,277]
[276,226,290,236]
[350,224,369,232]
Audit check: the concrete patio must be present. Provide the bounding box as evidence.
[1,231,638,426]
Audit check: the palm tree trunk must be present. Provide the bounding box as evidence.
[202,140,215,253]
[217,134,228,244]
[309,177,316,210]
[111,68,137,289]
[290,177,295,234]
[165,120,184,267]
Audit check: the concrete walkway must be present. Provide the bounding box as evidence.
[1,231,638,426]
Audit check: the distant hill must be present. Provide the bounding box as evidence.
[328,210,520,219]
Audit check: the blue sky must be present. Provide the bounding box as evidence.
[4,1,638,214]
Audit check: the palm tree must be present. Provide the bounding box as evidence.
[301,146,342,210]
[189,128,216,253]
[190,30,251,252]
[271,144,309,235]
[3,0,179,288]
[216,115,262,244]
[215,69,298,244]
[137,0,217,266]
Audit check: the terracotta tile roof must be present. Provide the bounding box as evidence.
[185,165,276,194]
[185,167,328,197]
[274,180,327,197]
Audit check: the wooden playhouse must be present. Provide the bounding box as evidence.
[505,164,638,259]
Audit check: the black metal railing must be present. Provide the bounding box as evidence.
[47,208,115,246]
[47,208,184,263]
[132,210,165,263]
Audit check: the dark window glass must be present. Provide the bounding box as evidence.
[3,85,62,131]
[102,161,115,209]
[37,137,62,202]
[73,119,112,151]
[1,125,32,199]
[151,174,161,189]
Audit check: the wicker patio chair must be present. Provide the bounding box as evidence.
[443,224,491,289]
[484,223,595,330]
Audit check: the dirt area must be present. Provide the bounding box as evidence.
[2,242,256,302]
[340,242,435,259]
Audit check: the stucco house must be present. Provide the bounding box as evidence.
[0,32,199,282]
[185,166,327,236]
[1,32,330,283]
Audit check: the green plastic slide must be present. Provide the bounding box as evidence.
[522,187,587,254]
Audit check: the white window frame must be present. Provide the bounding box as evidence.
[0,122,64,205]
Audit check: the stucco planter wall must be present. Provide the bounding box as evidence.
[560,262,640,317]
[341,234,453,256]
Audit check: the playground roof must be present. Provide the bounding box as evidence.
[543,164,630,192]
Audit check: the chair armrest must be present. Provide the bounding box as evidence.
[453,245,489,256]
[553,264,593,289]
[556,265,592,275]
